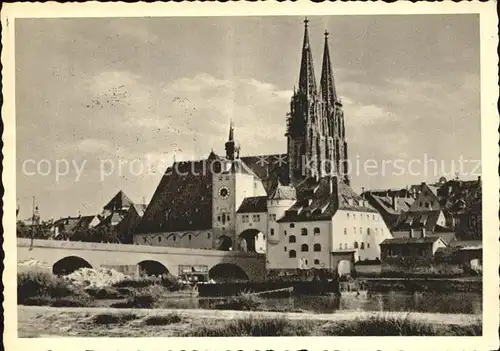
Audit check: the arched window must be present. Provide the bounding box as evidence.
[367,228,371,235]
[289,235,296,243]
[344,243,348,249]
[367,243,371,248]
[158,236,162,242]
[360,242,365,249]
[314,259,320,265]
[207,232,211,239]
[313,244,321,252]
[339,243,343,249]
[301,228,308,236]
[173,236,176,242]
[301,244,309,252]
[270,228,275,235]
[313,227,320,235]
[289,250,296,258]
[354,241,359,249]
[188,235,192,241]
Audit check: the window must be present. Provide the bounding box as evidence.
[354,241,359,249]
[372,215,375,220]
[360,227,363,234]
[188,235,192,241]
[217,216,221,221]
[227,216,231,221]
[375,228,378,234]
[301,244,309,252]
[367,243,370,248]
[207,233,211,239]
[313,227,320,235]
[270,214,276,221]
[289,235,296,243]
[270,228,275,235]
[347,213,350,219]
[360,242,365,250]
[173,236,176,242]
[353,213,356,220]
[353,226,356,234]
[313,243,321,252]
[301,228,308,236]
[344,243,348,249]
[290,223,295,228]
[339,243,343,249]
[314,259,320,265]
[344,228,347,235]
[367,228,371,235]
[425,202,429,208]
[284,246,287,252]
[360,214,363,220]
[289,250,296,258]
[158,236,162,242]
[253,214,260,222]
[284,230,287,236]
[419,202,423,207]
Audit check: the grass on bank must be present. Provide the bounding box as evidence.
[183,316,482,337]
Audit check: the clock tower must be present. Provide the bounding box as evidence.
[212,122,266,250]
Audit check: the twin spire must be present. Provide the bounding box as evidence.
[298,17,337,106]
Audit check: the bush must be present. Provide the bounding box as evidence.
[93,312,139,325]
[112,277,159,288]
[17,270,93,306]
[18,270,77,304]
[184,317,315,336]
[321,316,482,336]
[144,313,183,326]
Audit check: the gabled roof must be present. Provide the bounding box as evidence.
[380,236,443,245]
[268,181,296,200]
[367,194,414,215]
[393,210,448,232]
[104,190,134,211]
[236,196,268,213]
[74,215,99,230]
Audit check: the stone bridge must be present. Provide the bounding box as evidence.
[17,238,266,281]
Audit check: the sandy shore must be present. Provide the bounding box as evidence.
[18,305,482,337]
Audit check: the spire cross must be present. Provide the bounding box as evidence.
[324,30,329,38]
[304,17,309,27]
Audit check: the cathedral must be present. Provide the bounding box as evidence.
[134,19,392,272]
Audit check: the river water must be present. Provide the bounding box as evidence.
[155,292,482,315]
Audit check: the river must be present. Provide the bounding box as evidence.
[151,291,482,315]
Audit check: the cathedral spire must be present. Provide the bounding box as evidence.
[321,30,337,107]
[228,119,234,141]
[298,17,317,96]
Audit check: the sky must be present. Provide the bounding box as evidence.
[15,15,481,220]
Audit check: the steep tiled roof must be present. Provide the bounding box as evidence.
[380,236,442,245]
[278,176,377,223]
[135,159,214,233]
[236,196,268,213]
[74,215,98,230]
[240,154,289,194]
[268,181,296,200]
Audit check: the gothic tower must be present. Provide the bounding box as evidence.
[287,18,325,184]
[320,30,350,185]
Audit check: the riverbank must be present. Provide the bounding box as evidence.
[18,305,482,337]
[360,276,482,293]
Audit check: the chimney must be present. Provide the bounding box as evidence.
[361,187,365,198]
[421,227,426,238]
[478,176,481,183]
[392,193,397,211]
[409,228,414,238]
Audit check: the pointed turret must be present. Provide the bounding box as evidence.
[225,120,240,160]
[320,30,337,107]
[298,17,317,96]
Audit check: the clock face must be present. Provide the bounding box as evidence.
[219,186,229,199]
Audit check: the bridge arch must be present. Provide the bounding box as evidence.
[138,260,169,277]
[52,256,92,276]
[238,228,265,253]
[209,263,249,282]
